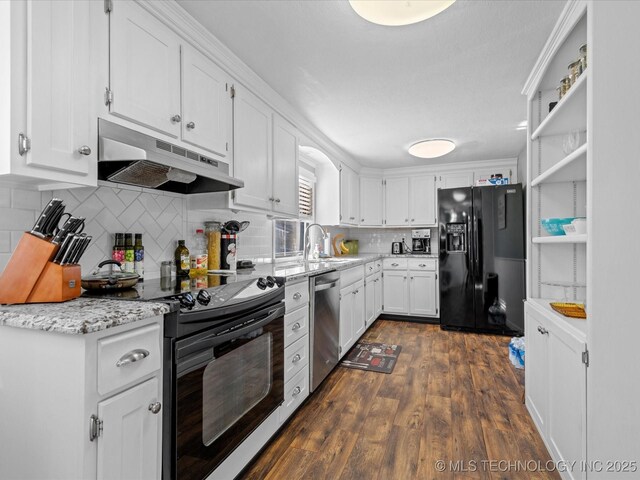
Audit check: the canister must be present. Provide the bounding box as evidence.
[205,221,221,271]
[220,233,237,270]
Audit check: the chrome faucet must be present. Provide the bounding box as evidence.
[303,223,328,261]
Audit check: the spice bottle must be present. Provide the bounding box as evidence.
[112,233,125,263]
[568,60,581,85]
[124,233,135,273]
[578,44,587,72]
[134,233,144,280]
[560,76,571,98]
[175,240,190,276]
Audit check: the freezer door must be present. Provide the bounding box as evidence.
[472,185,525,333]
[438,187,474,328]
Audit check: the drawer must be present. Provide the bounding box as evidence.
[383,258,408,270]
[284,335,309,385]
[285,280,309,312]
[341,265,364,288]
[279,366,309,423]
[408,258,437,271]
[97,323,161,395]
[364,261,376,277]
[284,305,309,347]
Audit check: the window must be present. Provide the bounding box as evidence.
[274,172,315,259]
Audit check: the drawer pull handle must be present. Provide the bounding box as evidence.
[116,349,150,367]
[148,402,162,414]
[391,263,399,267]
[419,263,427,267]
[292,353,302,363]
[293,292,302,300]
[292,386,302,396]
[292,322,302,331]
[537,326,549,335]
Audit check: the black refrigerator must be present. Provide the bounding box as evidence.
[438,184,525,334]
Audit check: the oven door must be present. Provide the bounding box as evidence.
[173,302,285,480]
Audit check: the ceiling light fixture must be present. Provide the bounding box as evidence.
[408,139,456,159]
[349,0,456,26]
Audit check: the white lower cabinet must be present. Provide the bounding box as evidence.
[383,258,439,317]
[97,378,161,480]
[0,316,163,480]
[373,272,383,318]
[339,267,366,356]
[525,302,587,480]
[365,275,375,325]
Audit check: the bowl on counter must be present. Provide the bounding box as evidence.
[541,218,575,236]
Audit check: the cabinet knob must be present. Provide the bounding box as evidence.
[170,114,182,123]
[148,402,162,414]
[186,121,196,130]
[419,264,426,267]
[361,218,365,222]
[403,276,407,280]
[292,386,302,396]
[405,219,409,222]
[292,322,301,331]
[292,353,302,363]
[116,348,149,367]
[269,197,275,202]
[537,326,549,335]
[275,198,281,203]
[293,292,302,300]
[78,145,92,156]
[411,218,415,222]
[391,263,399,267]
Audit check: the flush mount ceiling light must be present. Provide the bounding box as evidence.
[349,0,456,26]
[408,139,456,158]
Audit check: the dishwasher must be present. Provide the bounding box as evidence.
[309,271,341,392]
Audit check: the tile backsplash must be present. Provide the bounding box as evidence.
[331,226,438,254]
[0,183,275,280]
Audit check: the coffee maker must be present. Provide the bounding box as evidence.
[411,229,431,254]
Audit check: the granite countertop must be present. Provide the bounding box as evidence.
[234,253,438,283]
[0,298,171,335]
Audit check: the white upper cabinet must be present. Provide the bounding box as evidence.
[409,174,437,226]
[384,177,410,226]
[340,166,359,225]
[232,87,299,217]
[181,45,232,158]
[272,114,299,216]
[109,0,181,138]
[233,87,272,210]
[438,172,474,189]
[360,177,383,226]
[1,0,97,186]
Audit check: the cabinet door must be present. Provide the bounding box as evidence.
[97,377,161,480]
[524,306,549,434]
[410,175,437,226]
[385,177,410,226]
[272,114,299,216]
[364,277,375,326]
[409,271,437,316]
[27,0,94,179]
[339,286,354,356]
[382,271,408,314]
[439,172,473,189]
[547,324,587,477]
[181,45,231,158]
[373,274,383,319]
[353,281,365,340]
[110,1,181,137]
[349,168,360,225]
[360,177,383,225]
[232,87,273,210]
[340,167,357,225]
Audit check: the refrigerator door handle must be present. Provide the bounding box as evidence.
[473,214,480,275]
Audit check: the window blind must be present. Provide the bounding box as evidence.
[299,176,313,218]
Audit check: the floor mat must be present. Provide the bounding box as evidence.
[340,341,402,374]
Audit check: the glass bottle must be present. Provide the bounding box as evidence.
[190,229,208,275]
[112,233,125,264]
[124,233,135,273]
[205,221,221,271]
[175,240,190,276]
[578,44,587,72]
[134,233,144,280]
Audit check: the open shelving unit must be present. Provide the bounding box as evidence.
[524,3,589,333]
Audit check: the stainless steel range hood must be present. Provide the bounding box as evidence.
[98,119,243,194]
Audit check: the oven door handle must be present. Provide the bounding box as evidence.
[176,304,285,361]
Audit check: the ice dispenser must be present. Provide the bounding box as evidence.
[445,223,466,253]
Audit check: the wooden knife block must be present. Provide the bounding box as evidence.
[0,233,81,304]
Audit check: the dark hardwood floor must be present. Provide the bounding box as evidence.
[239,319,558,480]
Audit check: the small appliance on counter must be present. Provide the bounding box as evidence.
[411,229,431,254]
[391,241,404,254]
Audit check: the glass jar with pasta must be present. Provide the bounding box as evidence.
[205,221,222,271]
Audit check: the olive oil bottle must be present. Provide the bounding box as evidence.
[174,240,190,276]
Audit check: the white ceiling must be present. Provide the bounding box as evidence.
[177,0,564,168]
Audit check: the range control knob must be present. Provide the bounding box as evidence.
[196,289,211,305]
[179,292,196,310]
[265,276,276,288]
[256,277,267,290]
